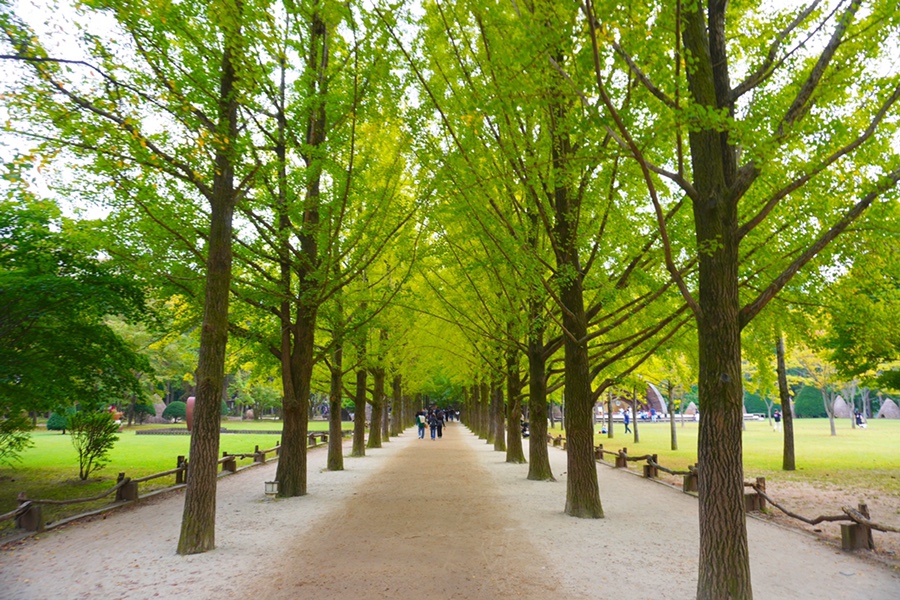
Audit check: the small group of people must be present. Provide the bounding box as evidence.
[416,407,451,440]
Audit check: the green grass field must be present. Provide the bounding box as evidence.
[555,417,900,494]
[0,418,342,534]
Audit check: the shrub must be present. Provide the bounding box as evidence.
[793,385,828,418]
[162,401,187,422]
[0,412,34,466]
[47,411,70,433]
[68,411,119,480]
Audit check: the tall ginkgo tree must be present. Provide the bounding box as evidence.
[1,0,256,554]
[578,1,900,596]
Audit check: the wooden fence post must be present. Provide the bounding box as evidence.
[222,451,237,473]
[115,472,138,502]
[683,464,699,493]
[615,448,628,469]
[254,445,265,463]
[842,503,875,551]
[175,455,186,484]
[594,444,603,460]
[643,454,659,479]
[15,492,43,532]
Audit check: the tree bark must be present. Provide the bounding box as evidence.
[352,364,367,457]
[666,381,678,451]
[682,4,751,596]
[368,367,384,449]
[776,336,795,471]
[328,342,344,471]
[505,337,526,464]
[550,100,602,519]
[177,32,238,555]
[492,379,506,452]
[390,374,403,436]
[527,321,553,480]
[273,5,329,498]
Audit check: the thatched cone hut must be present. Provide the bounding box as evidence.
[832,395,852,418]
[876,398,900,419]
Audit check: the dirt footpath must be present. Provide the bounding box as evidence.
[1,422,898,600]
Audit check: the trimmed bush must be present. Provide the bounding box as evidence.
[47,411,70,433]
[162,401,187,422]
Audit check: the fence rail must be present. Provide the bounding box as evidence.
[547,433,897,552]
[2,430,351,536]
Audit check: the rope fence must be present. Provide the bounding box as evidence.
[547,433,897,552]
[1,431,349,536]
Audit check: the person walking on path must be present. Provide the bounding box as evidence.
[415,410,427,439]
[773,409,782,432]
[435,408,445,439]
[623,408,631,434]
[427,408,438,440]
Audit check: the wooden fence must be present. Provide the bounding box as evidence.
[1,430,348,536]
[549,434,899,552]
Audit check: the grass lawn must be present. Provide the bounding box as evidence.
[548,417,900,495]
[0,418,346,535]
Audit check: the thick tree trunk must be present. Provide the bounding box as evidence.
[527,326,553,480]
[682,4,751,596]
[327,343,344,471]
[275,308,315,497]
[776,336,795,471]
[694,261,747,599]
[560,278,602,518]
[177,38,238,556]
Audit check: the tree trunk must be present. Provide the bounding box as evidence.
[275,306,315,497]
[776,336,795,471]
[606,392,613,439]
[527,322,553,480]
[666,381,678,451]
[390,374,402,436]
[273,5,328,498]
[823,389,837,436]
[505,337,525,464]
[327,342,344,471]
[683,3,752,595]
[177,35,239,556]
[368,367,384,449]
[352,365,367,457]
[480,381,490,439]
[492,379,506,452]
[631,388,639,443]
[536,74,602,517]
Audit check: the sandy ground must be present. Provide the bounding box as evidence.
[1,423,898,600]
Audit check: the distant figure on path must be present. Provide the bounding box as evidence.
[435,408,445,439]
[773,409,782,432]
[427,409,438,440]
[416,410,427,439]
[623,409,631,434]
